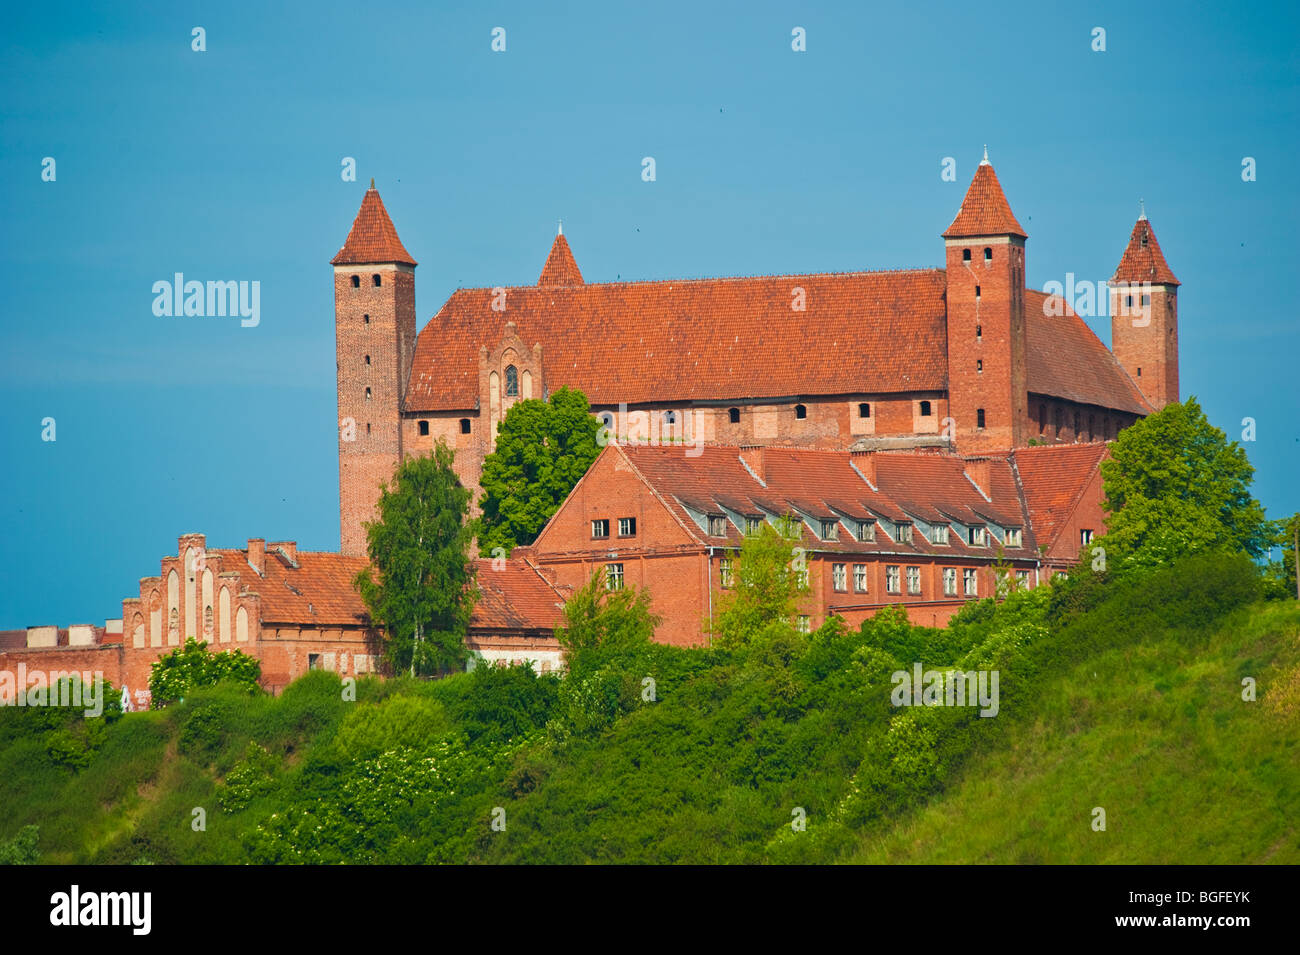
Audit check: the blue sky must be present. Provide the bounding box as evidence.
[2,0,1297,626]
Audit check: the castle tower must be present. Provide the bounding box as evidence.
[331,181,417,556]
[1109,208,1180,410]
[942,151,1029,452]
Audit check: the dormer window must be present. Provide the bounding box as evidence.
[820,520,838,541]
[857,520,875,542]
[897,523,913,543]
[932,524,950,545]
[969,526,987,547]
[745,516,762,534]
[708,515,727,537]
[1006,528,1023,547]
[505,365,519,396]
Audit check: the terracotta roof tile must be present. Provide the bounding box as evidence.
[1012,444,1109,549]
[1025,290,1151,415]
[1111,217,1179,287]
[538,233,584,286]
[942,162,1027,239]
[331,184,417,267]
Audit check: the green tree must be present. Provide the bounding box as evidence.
[149,637,262,707]
[477,387,602,556]
[355,440,476,677]
[1097,397,1275,570]
[711,516,810,648]
[0,826,40,865]
[556,572,659,665]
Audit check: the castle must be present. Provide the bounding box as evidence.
[1,155,1182,699]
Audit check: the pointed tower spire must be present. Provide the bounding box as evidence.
[331,183,416,266]
[1111,216,1179,286]
[942,158,1026,239]
[538,230,584,286]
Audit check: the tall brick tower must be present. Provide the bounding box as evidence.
[331,181,417,556]
[1109,208,1180,410]
[942,151,1029,452]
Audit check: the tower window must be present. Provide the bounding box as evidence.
[364,387,371,401]
[984,247,992,262]
[1142,293,1151,306]
[975,285,981,299]
[363,314,370,324]
[372,274,381,287]
[976,408,986,429]
[858,402,871,418]
[728,407,740,424]
[1137,367,1142,377]
[460,418,471,434]
[1038,403,1046,433]
[976,359,983,373]
[505,364,519,396]
[919,400,932,417]
[795,404,807,419]
[976,325,982,341]
[1126,295,1133,309]
[351,275,360,288]
[962,248,971,261]
[418,420,429,436]
[366,422,371,435]
[364,354,370,365]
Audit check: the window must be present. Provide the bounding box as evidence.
[886,565,901,593]
[1126,295,1133,309]
[1088,414,1095,439]
[1016,570,1030,588]
[746,516,762,535]
[963,568,978,597]
[351,275,360,288]
[969,526,987,546]
[832,563,847,592]
[728,407,740,424]
[505,365,519,396]
[796,615,811,634]
[605,563,624,591]
[943,567,957,596]
[976,359,983,374]
[366,422,371,435]
[363,313,370,324]
[858,402,871,418]
[460,418,471,434]
[858,520,875,542]
[1073,412,1081,436]
[906,566,921,595]
[308,653,322,671]
[372,274,381,287]
[933,524,950,545]
[364,354,370,365]
[919,400,932,417]
[1137,367,1142,378]
[854,564,868,593]
[1005,528,1023,547]
[663,410,677,425]
[365,387,372,401]
[1038,403,1046,433]
[795,566,809,588]
[795,404,807,420]
[962,248,971,261]
[976,325,982,341]
[984,247,992,263]
[720,557,734,589]
[821,520,838,541]
[1142,293,1151,306]
[418,420,430,436]
[1080,528,1094,546]
[975,285,981,299]
[898,523,913,544]
[976,408,986,429]
[618,517,636,537]
[591,519,610,539]
[708,515,727,537]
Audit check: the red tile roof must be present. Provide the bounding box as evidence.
[215,548,562,633]
[606,444,1046,558]
[1025,290,1152,415]
[1111,217,1179,287]
[1012,443,1109,549]
[331,184,417,267]
[538,233,584,286]
[942,162,1027,239]
[405,268,950,410]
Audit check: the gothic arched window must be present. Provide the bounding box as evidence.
[505,365,519,397]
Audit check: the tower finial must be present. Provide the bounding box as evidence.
[1138,198,1146,221]
[981,144,989,166]
[369,177,375,189]
[557,218,563,236]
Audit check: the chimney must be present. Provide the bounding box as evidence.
[964,459,992,499]
[850,449,877,488]
[247,538,265,576]
[270,540,298,567]
[739,445,766,484]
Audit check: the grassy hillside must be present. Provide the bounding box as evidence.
[1,553,1296,865]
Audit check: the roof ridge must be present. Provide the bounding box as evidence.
[447,265,946,295]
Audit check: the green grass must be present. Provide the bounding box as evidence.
[850,601,1300,863]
